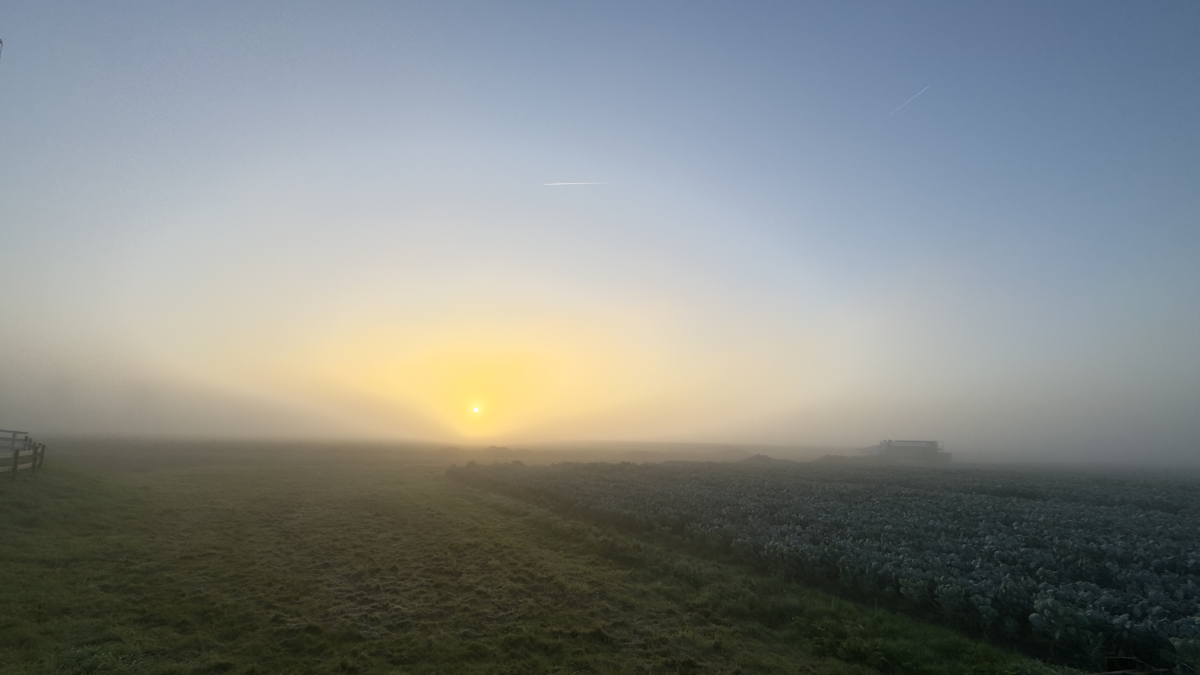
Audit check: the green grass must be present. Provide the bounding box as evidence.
[0,450,1078,674]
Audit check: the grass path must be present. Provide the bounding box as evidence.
[0,457,1074,674]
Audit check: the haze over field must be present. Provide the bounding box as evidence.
[1,3,1198,464]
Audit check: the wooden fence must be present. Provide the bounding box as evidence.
[1,429,46,479]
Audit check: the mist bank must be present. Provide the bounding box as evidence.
[37,436,1200,473]
[3,350,1195,468]
[10,341,1197,467]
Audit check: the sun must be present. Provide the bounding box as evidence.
[472,407,480,413]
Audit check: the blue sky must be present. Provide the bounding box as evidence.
[1,2,1198,463]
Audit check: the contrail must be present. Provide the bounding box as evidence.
[889,85,929,115]
[544,182,612,186]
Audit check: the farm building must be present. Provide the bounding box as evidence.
[867,440,951,463]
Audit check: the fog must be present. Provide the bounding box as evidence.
[2,3,1198,466]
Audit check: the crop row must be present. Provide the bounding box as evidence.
[448,460,1200,671]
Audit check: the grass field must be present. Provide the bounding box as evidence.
[0,444,1078,674]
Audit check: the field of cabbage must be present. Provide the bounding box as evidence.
[449,460,1200,671]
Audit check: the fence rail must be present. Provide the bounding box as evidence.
[0,429,46,479]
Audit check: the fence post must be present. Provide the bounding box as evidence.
[10,435,19,481]
[36,443,45,470]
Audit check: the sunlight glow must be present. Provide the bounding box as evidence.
[250,313,676,439]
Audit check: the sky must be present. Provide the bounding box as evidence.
[1,2,1198,464]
